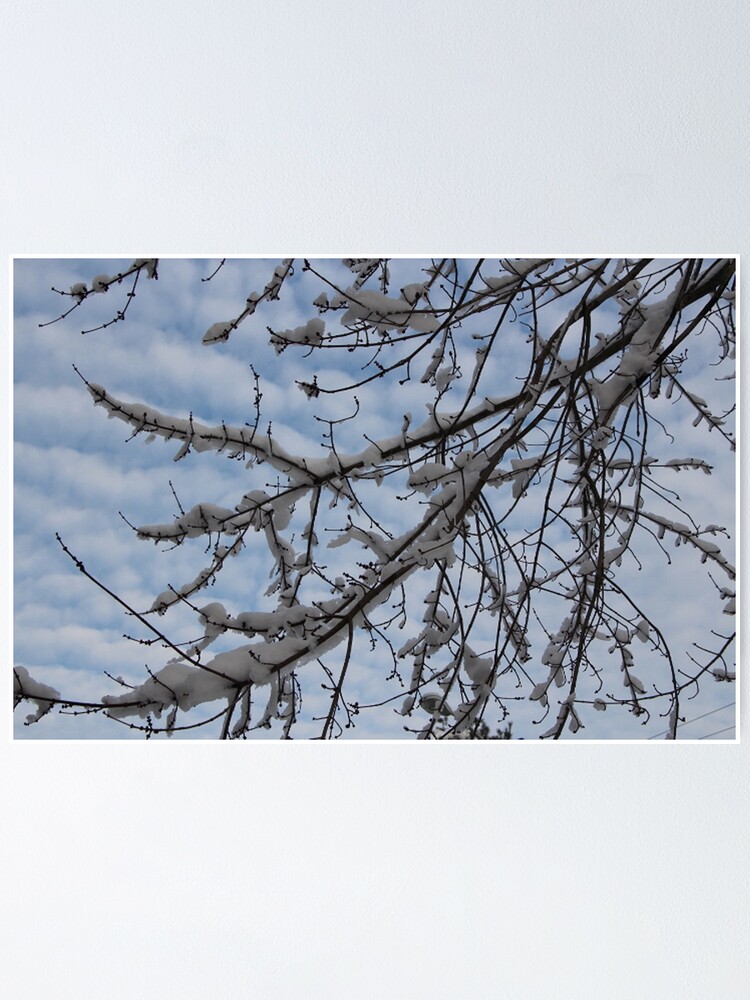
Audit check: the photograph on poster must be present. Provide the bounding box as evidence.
[13,256,737,741]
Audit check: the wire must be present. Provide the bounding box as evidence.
[647,701,736,740]
[698,725,736,740]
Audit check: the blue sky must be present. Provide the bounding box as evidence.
[13,257,737,740]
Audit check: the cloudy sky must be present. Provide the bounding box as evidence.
[13,257,737,740]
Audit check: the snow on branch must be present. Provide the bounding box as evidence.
[14,667,61,725]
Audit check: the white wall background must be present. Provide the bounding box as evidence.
[2,2,747,996]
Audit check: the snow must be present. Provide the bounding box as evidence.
[270,318,325,352]
[510,457,538,499]
[463,646,493,685]
[401,282,426,303]
[203,321,234,344]
[133,258,158,277]
[341,287,441,334]
[590,287,680,429]
[137,503,236,541]
[407,462,451,494]
[14,666,61,725]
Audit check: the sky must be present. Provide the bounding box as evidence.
[12,257,737,740]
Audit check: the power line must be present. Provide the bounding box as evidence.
[699,725,736,740]
[647,701,736,740]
